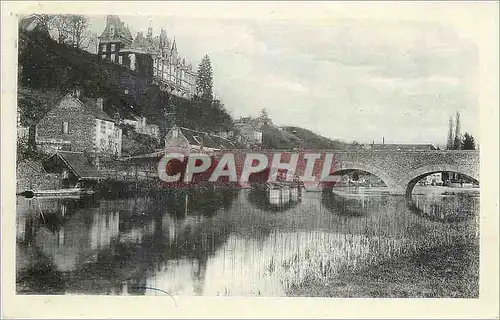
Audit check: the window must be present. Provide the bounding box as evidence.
[62,121,69,134]
[101,54,106,59]
[110,54,116,62]
[129,54,136,70]
[111,44,116,51]
[57,229,65,246]
[101,44,107,52]
[62,169,69,179]
[118,55,123,65]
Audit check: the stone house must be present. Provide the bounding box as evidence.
[234,117,263,148]
[420,173,444,186]
[36,93,122,157]
[123,115,160,141]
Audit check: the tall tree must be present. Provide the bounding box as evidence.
[461,133,476,150]
[196,54,213,100]
[453,111,462,150]
[446,116,454,150]
[48,14,72,44]
[67,15,90,49]
[40,14,90,49]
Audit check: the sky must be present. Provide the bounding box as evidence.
[84,2,494,146]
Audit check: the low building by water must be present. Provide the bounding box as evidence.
[43,151,105,189]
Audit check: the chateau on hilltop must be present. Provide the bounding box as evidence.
[98,15,197,99]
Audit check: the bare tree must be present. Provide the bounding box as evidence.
[33,14,90,49]
[29,14,54,32]
[48,14,72,44]
[67,15,90,49]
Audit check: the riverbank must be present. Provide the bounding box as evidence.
[287,239,479,298]
[327,185,480,197]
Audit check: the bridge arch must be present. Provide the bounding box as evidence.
[323,161,398,190]
[397,164,480,196]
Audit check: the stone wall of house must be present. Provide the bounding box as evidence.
[164,128,190,149]
[16,160,61,193]
[36,95,96,154]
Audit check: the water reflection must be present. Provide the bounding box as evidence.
[321,190,381,217]
[16,187,479,296]
[408,192,479,223]
[248,187,301,212]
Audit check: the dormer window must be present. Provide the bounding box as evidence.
[111,44,116,51]
[109,26,115,37]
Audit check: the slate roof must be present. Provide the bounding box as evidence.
[178,127,237,150]
[80,98,114,122]
[98,15,133,43]
[56,94,114,122]
[49,151,104,179]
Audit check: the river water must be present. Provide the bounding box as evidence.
[15,186,479,296]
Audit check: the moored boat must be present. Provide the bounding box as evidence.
[18,187,95,199]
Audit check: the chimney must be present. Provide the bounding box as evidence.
[114,111,121,125]
[96,98,104,110]
[383,137,385,145]
[74,88,82,99]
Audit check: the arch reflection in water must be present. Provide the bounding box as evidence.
[407,192,479,223]
[321,190,381,217]
[247,186,302,212]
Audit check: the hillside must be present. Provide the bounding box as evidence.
[282,126,349,149]
[261,124,349,150]
[261,124,300,149]
[17,27,233,135]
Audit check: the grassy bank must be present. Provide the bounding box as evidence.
[287,239,479,298]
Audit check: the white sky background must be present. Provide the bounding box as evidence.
[84,2,496,146]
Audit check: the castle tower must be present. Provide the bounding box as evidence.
[147,20,153,42]
[98,15,133,63]
[171,38,178,55]
[159,28,170,56]
[171,38,178,65]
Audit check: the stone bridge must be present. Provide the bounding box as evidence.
[120,150,480,197]
[324,150,479,196]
